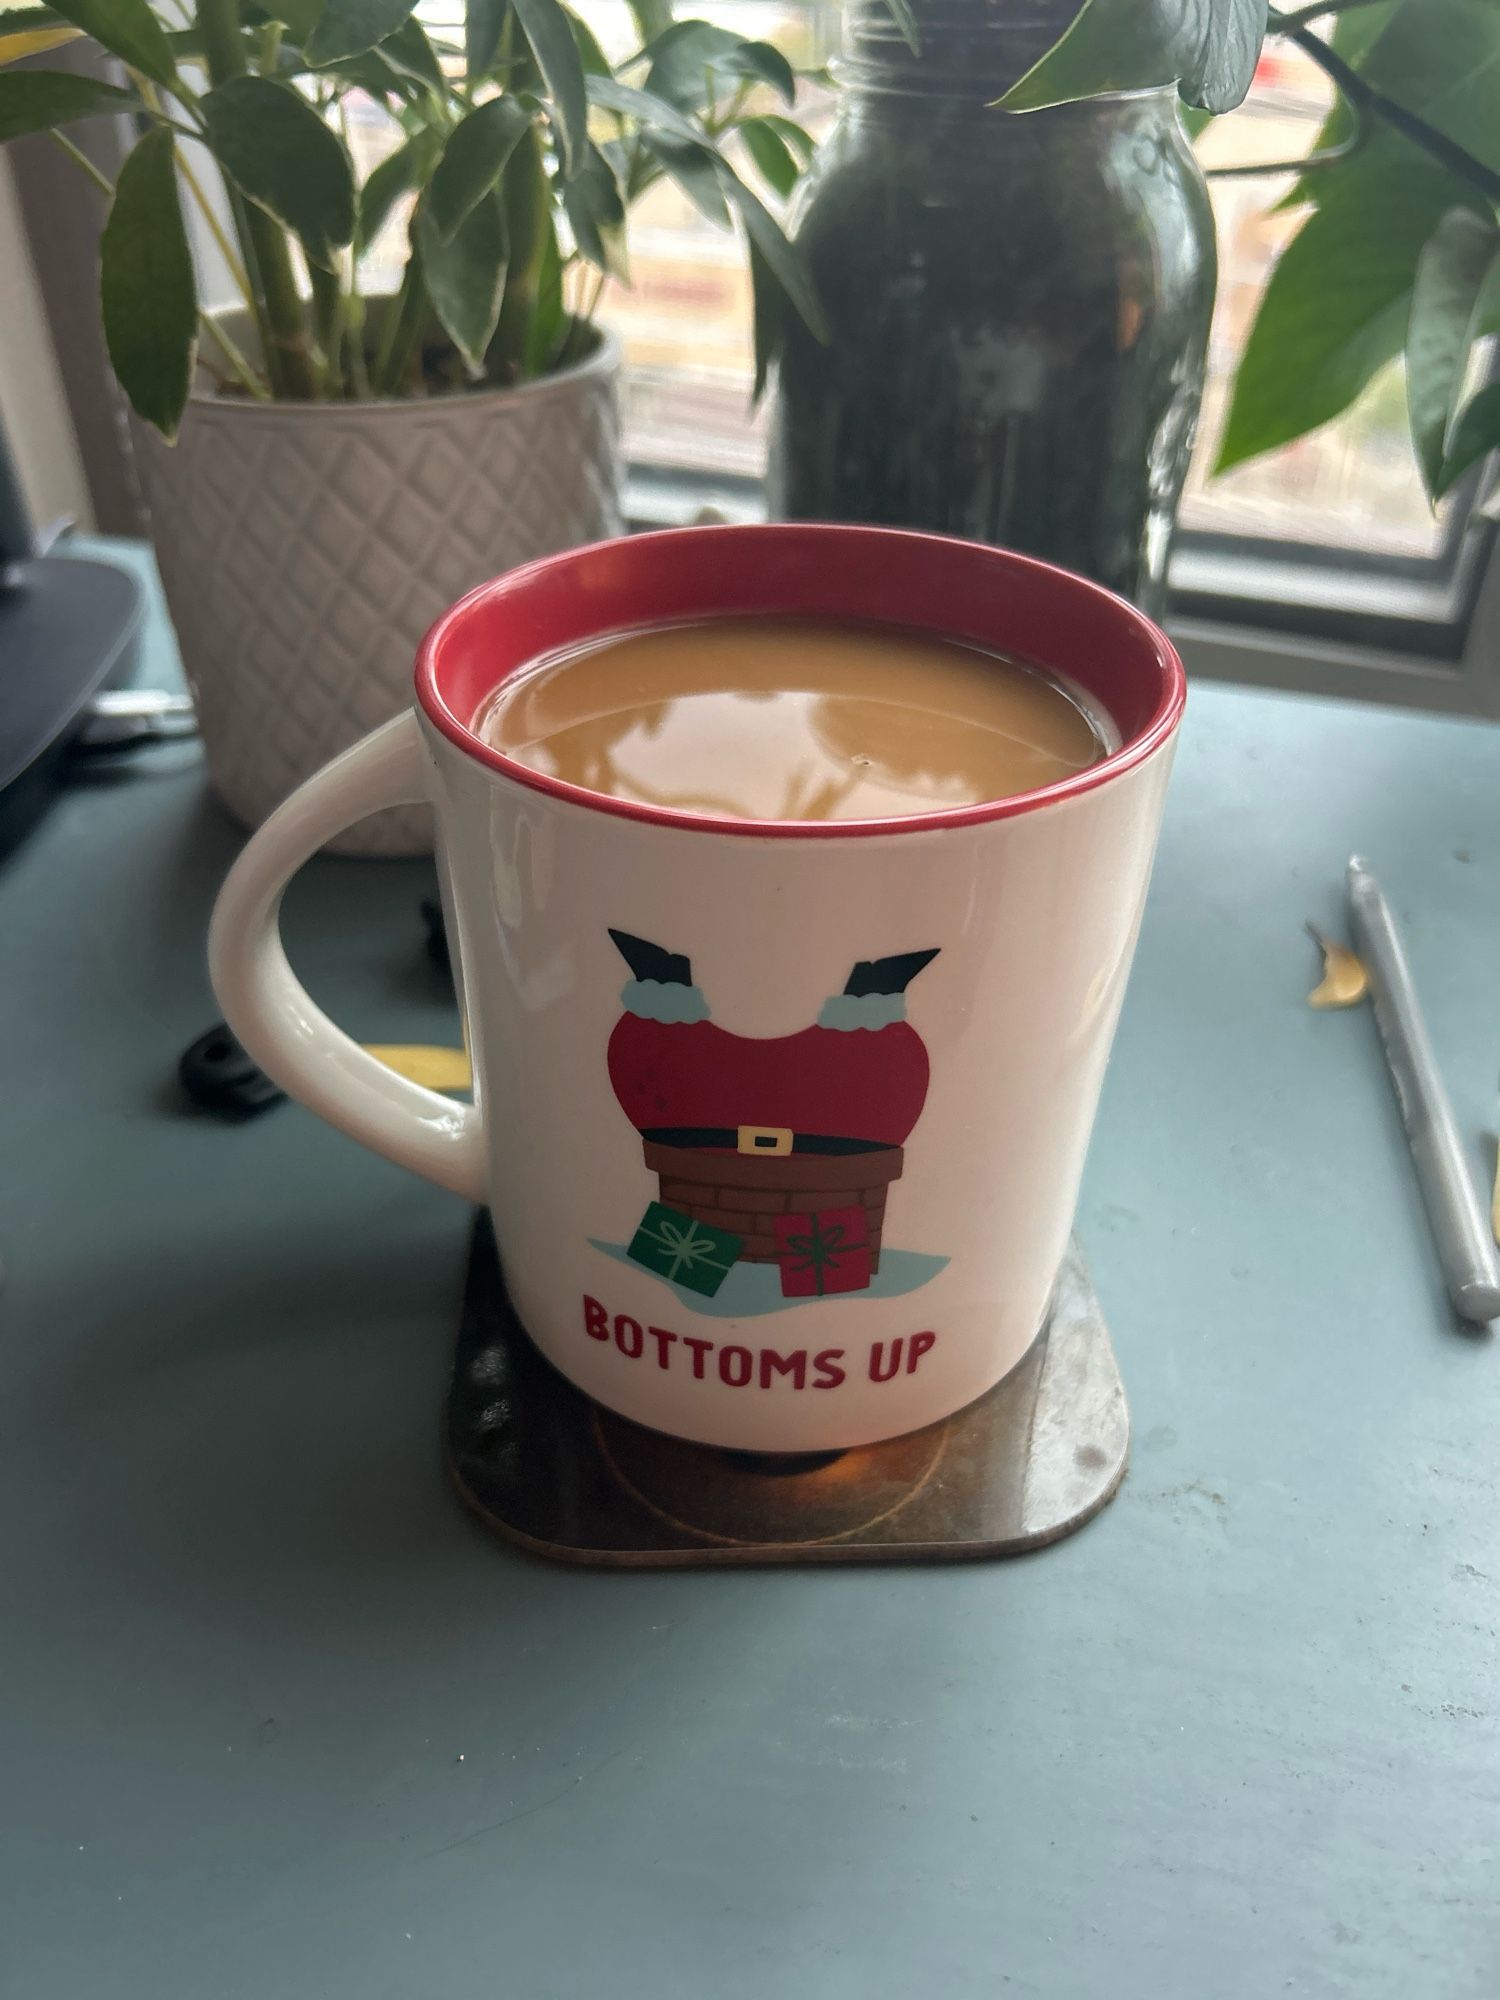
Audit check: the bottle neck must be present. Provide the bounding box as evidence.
[839,0,1113,100]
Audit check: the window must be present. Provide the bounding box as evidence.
[33,6,1500,711]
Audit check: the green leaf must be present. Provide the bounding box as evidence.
[465,0,507,81]
[644,133,731,227]
[429,96,533,241]
[625,0,672,51]
[376,14,447,95]
[511,0,587,177]
[1324,0,1401,72]
[0,66,132,142]
[740,115,799,200]
[415,190,508,374]
[881,0,920,58]
[1277,3,1402,210]
[645,21,795,111]
[355,126,438,252]
[524,219,566,375]
[1000,0,1267,116]
[1217,154,1469,472]
[1435,380,1500,499]
[569,8,611,77]
[586,73,704,144]
[201,74,355,272]
[305,0,416,65]
[1407,206,1500,498]
[562,139,628,278]
[1348,0,1500,179]
[45,0,177,87]
[716,164,825,338]
[747,238,781,402]
[100,126,196,440]
[754,112,815,165]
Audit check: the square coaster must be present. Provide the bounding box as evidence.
[446,1214,1129,1567]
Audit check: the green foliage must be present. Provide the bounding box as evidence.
[46,0,178,88]
[464,0,505,82]
[100,127,197,439]
[741,116,799,200]
[563,139,628,279]
[1027,0,1500,503]
[509,0,587,176]
[1217,156,1469,471]
[644,21,795,112]
[354,126,437,251]
[1407,207,1500,494]
[201,73,356,271]
[305,0,417,65]
[429,95,533,239]
[415,188,508,370]
[1,0,821,434]
[1000,0,1267,117]
[0,66,134,142]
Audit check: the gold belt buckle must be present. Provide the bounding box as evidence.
[737,1124,793,1157]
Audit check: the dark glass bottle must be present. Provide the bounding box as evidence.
[769,0,1217,615]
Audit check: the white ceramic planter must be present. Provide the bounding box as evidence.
[131,328,621,855]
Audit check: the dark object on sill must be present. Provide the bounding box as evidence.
[0,459,146,859]
[179,1023,285,1120]
[446,1209,1130,1566]
[768,0,1216,618]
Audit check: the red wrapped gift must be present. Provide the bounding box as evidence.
[774,1206,872,1298]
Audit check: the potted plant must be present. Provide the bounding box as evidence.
[0,0,820,851]
[984,0,1500,512]
[773,0,1500,607]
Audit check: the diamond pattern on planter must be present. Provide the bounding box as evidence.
[132,339,622,856]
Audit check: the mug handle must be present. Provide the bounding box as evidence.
[207,711,488,1202]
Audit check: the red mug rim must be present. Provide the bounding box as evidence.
[414,523,1186,838]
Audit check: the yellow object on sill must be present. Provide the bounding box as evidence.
[1305,925,1369,1009]
[364,1044,473,1093]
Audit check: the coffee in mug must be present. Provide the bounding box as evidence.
[208,526,1184,1454]
[474,616,1108,822]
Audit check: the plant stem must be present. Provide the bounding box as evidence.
[309,258,346,395]
[198,0,318,399]
[198,0,247,85]
[344,294,372,400]
[489,124,547,383]
[1276,19,1500,203]
[1207,112,1365,180]
[200,309,270,398]
[371,253,427,396]
[48,128,113,197]
[175,142,254,308]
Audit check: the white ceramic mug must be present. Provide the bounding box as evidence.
[209,524,1183,1452]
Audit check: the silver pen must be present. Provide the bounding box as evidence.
[1346,856,1500,1326]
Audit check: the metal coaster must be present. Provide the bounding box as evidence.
[446,1214,1129,1567]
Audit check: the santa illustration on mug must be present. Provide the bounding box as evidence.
[601,931,944,1309]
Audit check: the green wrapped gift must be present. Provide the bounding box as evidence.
[626,1201,743,1298]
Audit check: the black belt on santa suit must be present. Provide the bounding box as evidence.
[641,1125,892,1158]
